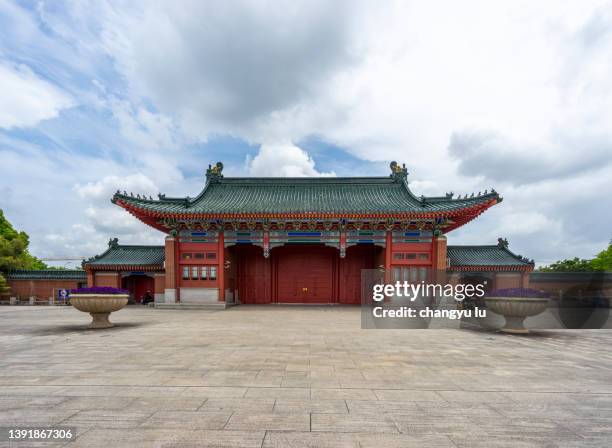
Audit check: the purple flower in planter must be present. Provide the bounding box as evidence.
[71,287,129,295]
[488,288,549,298]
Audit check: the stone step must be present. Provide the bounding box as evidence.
[154,303,229,310]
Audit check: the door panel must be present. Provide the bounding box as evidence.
[122,275,154,303]
[340,245,377,304]
[275,245,335,303]
[236,245,270,304]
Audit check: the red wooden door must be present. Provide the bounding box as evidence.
[275,245,335,303]
[135,276,154,303]
[237,245,271,304]
[123,275,154,303]
[340,245,377,304]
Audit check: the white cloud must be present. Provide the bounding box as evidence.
[247,143,335,177]
[75,174,158,200]
[98,0,372,141]
[448,129,612,185]
[84,205,156,235]
[0,61,73,129]
[1,0,612,264]
[108,97,179,151]
[0,141,168,261]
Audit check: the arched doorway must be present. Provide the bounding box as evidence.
[121,274,154,304]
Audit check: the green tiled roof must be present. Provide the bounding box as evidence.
[447,244,533,267]
[84,243,165,267]
[112,176,500,216]
[5,270,87,280]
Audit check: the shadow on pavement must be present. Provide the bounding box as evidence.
[26,321,148,336]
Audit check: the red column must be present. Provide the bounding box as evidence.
[86,270,94,287]
[434,235,447,271]
[433,234,447,286]
[218,231,225,302]
[174,237,180,302]
[385,230,393,283]
[164,235,177,303]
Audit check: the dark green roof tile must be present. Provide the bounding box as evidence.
[447,244,532,267]
[84,245,165,267]
[6,270,87,280]
[113,176,500,216]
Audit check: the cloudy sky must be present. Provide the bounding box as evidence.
[0,0,611,267]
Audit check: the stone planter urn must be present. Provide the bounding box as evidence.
[485,288,549,334]
[70,287,129,329]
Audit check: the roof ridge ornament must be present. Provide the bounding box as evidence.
[108,237,119,248]
[497,237,509,248]
[206,162,224,183]
[389,161,408,180]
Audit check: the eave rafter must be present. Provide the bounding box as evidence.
[114,197,500,235]
[84,264,163,272]
[448,264,534,272]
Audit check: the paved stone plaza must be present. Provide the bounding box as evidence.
[1,305,612,447]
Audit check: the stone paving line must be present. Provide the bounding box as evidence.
[0,305,611,447]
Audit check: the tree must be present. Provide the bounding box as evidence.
[0,209,47,272]
[0,273,9,297]
[538,239,612,272]
[591,241,612,271]
[537,257,594,272]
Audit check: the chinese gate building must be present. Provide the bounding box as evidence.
[79,161,534,307]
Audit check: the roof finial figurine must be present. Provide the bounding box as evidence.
[130,192,134,197]
[389,161,408,179]
[108,237,119,248]
[206,161,224,182]
[484,189,488,195]
[123,190,127,195]
[497,237,509,248]
[470,192,474,198]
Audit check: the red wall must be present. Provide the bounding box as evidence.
[7,279,85,300]
[94,272,120,287]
